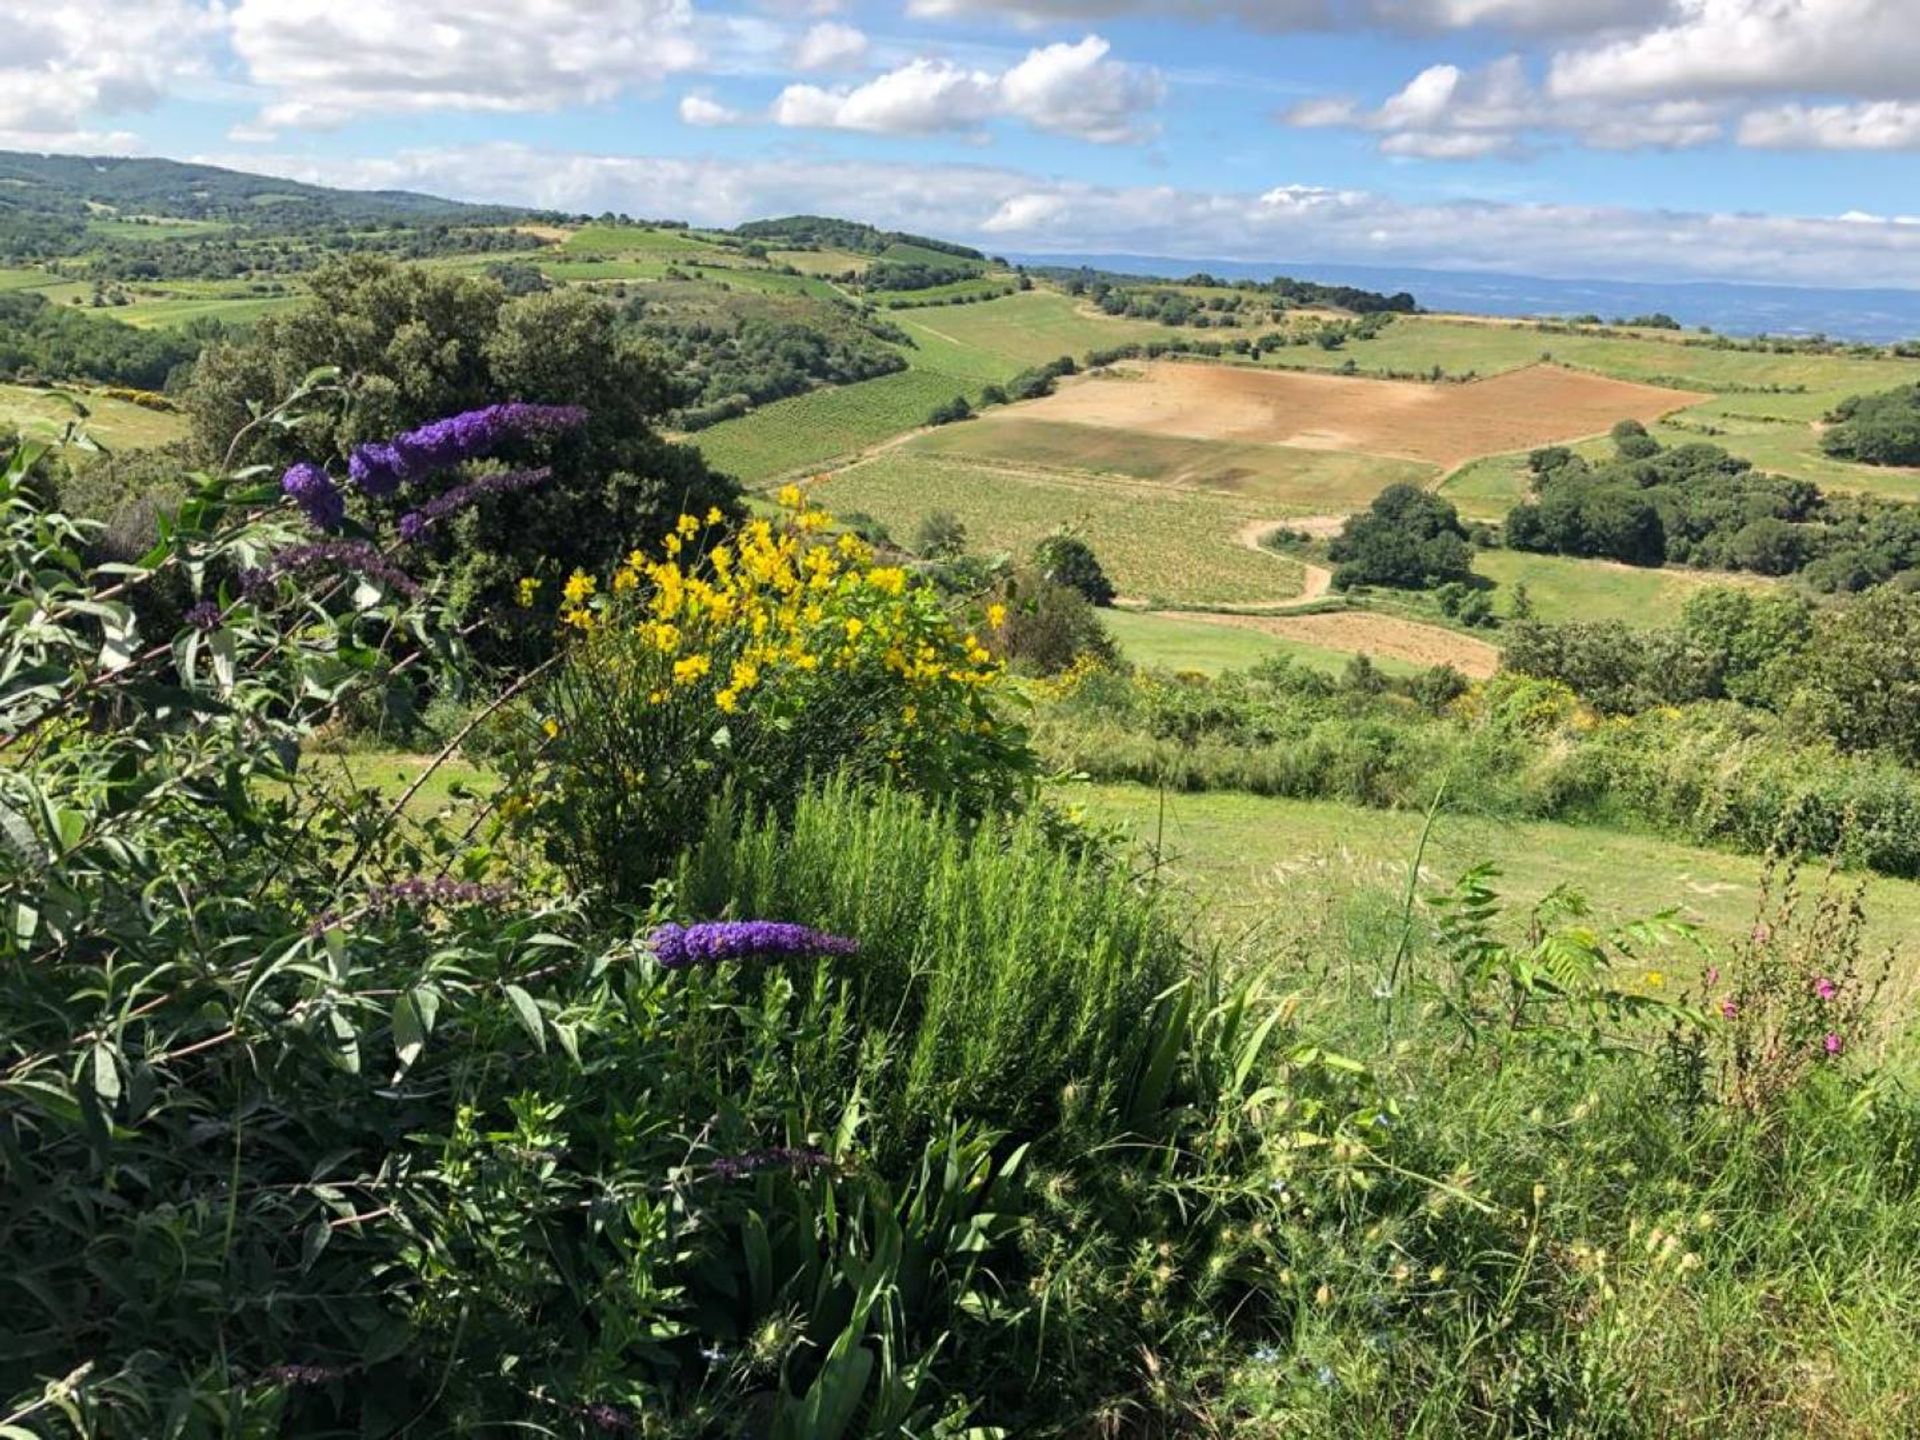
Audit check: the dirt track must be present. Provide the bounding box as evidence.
[1020,362,1704,469]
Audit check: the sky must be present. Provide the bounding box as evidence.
[9,0,1920,287]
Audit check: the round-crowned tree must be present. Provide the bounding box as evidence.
[1033,530,1116,607]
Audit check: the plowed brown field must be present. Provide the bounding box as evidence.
[1019,362,1705,469]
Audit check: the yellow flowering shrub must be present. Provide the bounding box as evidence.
[515,490,1029,900]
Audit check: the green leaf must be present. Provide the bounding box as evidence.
[391,991,431,1075]
[503,983,545,1053]
[90,1043,120,1104]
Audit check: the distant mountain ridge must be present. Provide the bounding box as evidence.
[1005,252,1920,343]
[0,150,522,226]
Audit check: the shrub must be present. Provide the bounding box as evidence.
[1821,382,1920,466]
[990,569,1117,675]
[517,490,1028,902]
[913,508,968,559]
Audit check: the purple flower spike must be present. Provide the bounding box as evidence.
[348,404,586,494]
[185,600,222,631]
[282,462,345,531]
[349,442,406,498]
[398,466,549,543]
[648,920,859,971]
[710,1146,831,1181]
[240,539,422,599]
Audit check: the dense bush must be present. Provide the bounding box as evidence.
[1330,484,1476,590]
[0,291,203,387]
[1821,382,1920,466]
[1505,426,1920,586]
[1030,657,1920,877]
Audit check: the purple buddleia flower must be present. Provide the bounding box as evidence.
[184,600,223,631]
[281,462,345,531]
[398,467,549,542]
[348,404,586,495]
[241,539,422,599]
[709,1147,832,1181]
[648,921,859,971]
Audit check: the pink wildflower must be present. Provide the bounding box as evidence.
[1824,1032,1844,1056]
[1721,1000,1739,1020]
[1813,976,1838,1002]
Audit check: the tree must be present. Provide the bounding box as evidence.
[1329,483,1475,590]
[1820,384,1920,467]
[182,257,739,663]
[1788,588,1920,762]
[1032,530,1116,607]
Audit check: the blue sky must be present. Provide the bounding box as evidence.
[9,1,1920,285]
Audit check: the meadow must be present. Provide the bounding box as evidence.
[0,380,186,449]
[1077,779,1920,997]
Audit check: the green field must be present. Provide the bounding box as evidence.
[816,451,1309,606]
[0,382,188,450]
[562,223,736,260]
[883,278,1018,308]
[693,370,974,482]
[86,217,230,241]
[892,291,1207,373]
[768,248,869,277]
[1473,546,1767,624]
[1076,782,1920,992]
[1101,608,1421,677]
[0,266,55,292]
[912,416,1437,510]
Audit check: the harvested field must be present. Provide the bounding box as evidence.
[910,418,1436,508]
[1021,362,1705,469]
[1156,610,1501,678]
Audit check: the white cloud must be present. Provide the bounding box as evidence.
[771,35,1162,142]
[227,0,703,129]
[1548,0,1920,104]
[1288,54,1723,157]
[679,92,748,126]
[224,140,1920,288]
[1740,102,1920,151]
[792,20,869,69]
[904,0,1664,32]
[0,0,217,148]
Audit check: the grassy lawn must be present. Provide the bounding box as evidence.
[1474,547,1768,624]
[0,382,187,450]
[817,451,1310,606]
[912,417,1437,511]
[1102,608,1421,677]
[1074,781,1920,995]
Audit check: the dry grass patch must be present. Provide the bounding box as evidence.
[1159,610,1501,677]
[1020,362,1705,469]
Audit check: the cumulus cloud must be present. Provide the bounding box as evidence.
[792,20,869,69]
[904,0,1664,32]
[679,92,749,126]
[771,36,1163,142]
[227,0,703,130]
[224,140,1920,288]
[1740,101,1920,151]
[1547,0,1920,103]
[1288,54,1721,158]
[0,0,217,150]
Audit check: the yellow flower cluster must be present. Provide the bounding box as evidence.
[537,487,1004,738]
